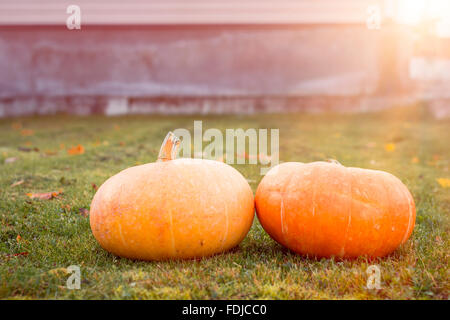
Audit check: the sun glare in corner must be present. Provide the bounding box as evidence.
[397,0,450,25]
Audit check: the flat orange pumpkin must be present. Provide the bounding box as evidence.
[255,161,416,258]
[90,133,254,260]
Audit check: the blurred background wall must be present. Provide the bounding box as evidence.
[0,0,448,117]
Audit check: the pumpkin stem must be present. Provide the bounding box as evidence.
[157,132,181,162]
[326,159,343,165]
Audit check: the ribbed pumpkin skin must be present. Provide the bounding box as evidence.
[90,159,254,260]
[255,162,415,258]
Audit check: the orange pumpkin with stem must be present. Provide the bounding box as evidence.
[255,160,415,259]
[90,132,254,260]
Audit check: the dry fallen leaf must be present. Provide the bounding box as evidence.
[67,144,85,155]
[10,180,24,188]
[411,157,420,164]
[48,268,70,276]
[18,146,39,152]
[61,204,71,212]
[436,178,450,188]
[78,208,89,217]
[3,251,29,260]
[48,268,68,274]
[14,252,28,257]
[20,129,34,137]
[18,147,31,152]
[433,154,442,161]
[44,150,58,156]
[11,122,22,130]
[26,191,63,200]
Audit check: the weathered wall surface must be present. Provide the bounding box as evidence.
[0,24,430,117]
[0,25,381,98]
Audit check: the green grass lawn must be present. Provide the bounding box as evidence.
[0,104,448,300]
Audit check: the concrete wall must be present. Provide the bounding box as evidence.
[0,25,382,98]
[0,24,421,116]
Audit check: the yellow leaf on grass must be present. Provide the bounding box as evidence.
[385,143,396,152]
[333,133,342,138]
[411,157,419,164]
[48,268,70,277]
[437,178,450,188]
